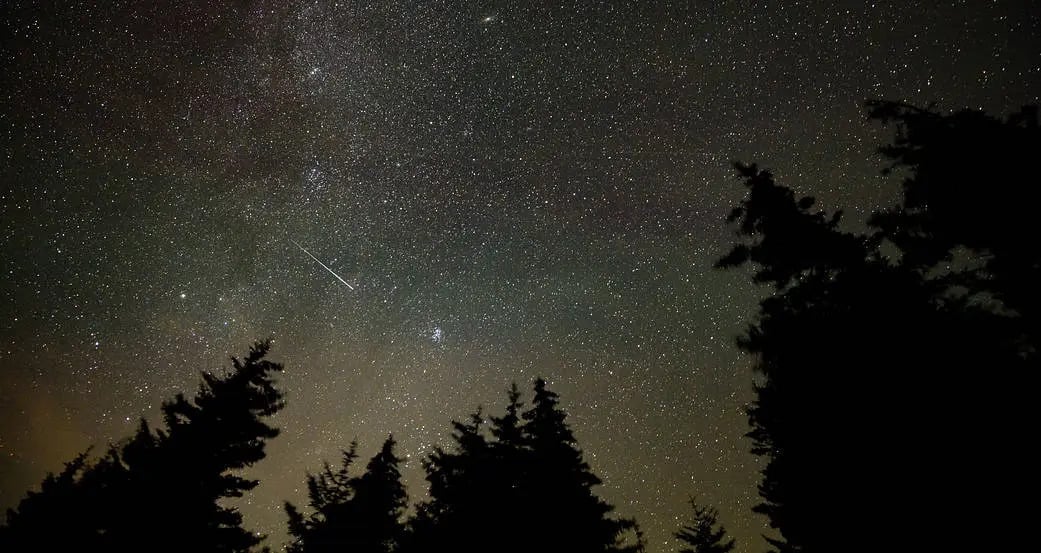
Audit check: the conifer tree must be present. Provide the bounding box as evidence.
[487,382,527,527]
[410,380,643,553]
[490,382,524,447]
[349,436,407,552]
[408,409,496,553]
[286,443,360,553]
[674,499,735,553]
[521,378,642,553]
[0,452,97,551]
[286,436,406,553]
[718,103,1037,553]
[0,341,285,553]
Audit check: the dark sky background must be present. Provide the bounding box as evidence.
[2,1,1038,551]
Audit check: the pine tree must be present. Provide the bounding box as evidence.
[717,102,1037,553]
[865,100,1040,353]
[409,380,643,553]
[674,499,735,553]
[150,340,286,552]
[521,378,642,553]
[0,341,285,553]
[489,382,524,447]
[349,436,407,552]
[408,409,496,553]
[487,382,527,531]
[0,452,97,551]
[286,442,359,553]
[286,436,406,553]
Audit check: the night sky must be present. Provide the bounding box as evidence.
[2,2,1038,551]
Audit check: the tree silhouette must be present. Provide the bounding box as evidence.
[286,443,360,553]
[286,435,407,553]
[673,498,734,553]
[866,100,1040,352]
[0,341,285,553]
[718,103,1036,553]
[521,378,642,553]
[407,408,498,553]
[0,451,99,551]
[409,380,643,553]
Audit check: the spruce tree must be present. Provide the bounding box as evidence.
[349,436,407,552]
[489,382,524,447]
[0,452,97,551]
[410,380,642,553]
[286,443,360,553]
[674,499,735,553]
[408,409,496,553]
[0,341,285,553]
[286,436,406,553]
[521,378,642,553]
[717,103,1036,553]
[487,382,528,533]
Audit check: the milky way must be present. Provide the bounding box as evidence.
[2,2,1038,551]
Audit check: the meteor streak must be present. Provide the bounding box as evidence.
[290,239,355,290]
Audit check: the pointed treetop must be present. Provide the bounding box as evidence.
[675,498,736,553]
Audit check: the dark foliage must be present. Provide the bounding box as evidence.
[674,498,735,553]
[408,379,644,553]
[285,435,407,553]
[719,102,1036,553]
[866,100,1041,351]
[0,341,285,553]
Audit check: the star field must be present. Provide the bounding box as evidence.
[2,2,1038,551]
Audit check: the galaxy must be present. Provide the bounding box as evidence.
[2,2,1038,551]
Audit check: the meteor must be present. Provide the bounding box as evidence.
[290,239,355,290]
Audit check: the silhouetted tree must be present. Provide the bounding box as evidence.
[0,341,285,553]
[286,443,360,553]
[409,380,643,553]
[0,451,98,551]
[407,408,497,553]
[674,498,734,553]
[521,378,642,553]
[487,381,528,529]
[286,435,407,553]
[490,382,525,447]
[718,103,1036,553]
[866,100,1041,352]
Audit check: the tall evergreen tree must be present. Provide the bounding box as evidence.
[410,380,643,553]
[673,499,734,553]
[489,382,524,447]
[286,436,407,553]
[866,100,1040,352]
[0,341,285,553]
[487,382,528,529]
[408,409,498,553]
[520,378,642,553]
[717,103,1036,553]
[286,443,360,553]
[0,452,98,551]
[349,436,408,552]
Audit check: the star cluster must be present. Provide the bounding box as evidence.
[2,2,1038,551]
